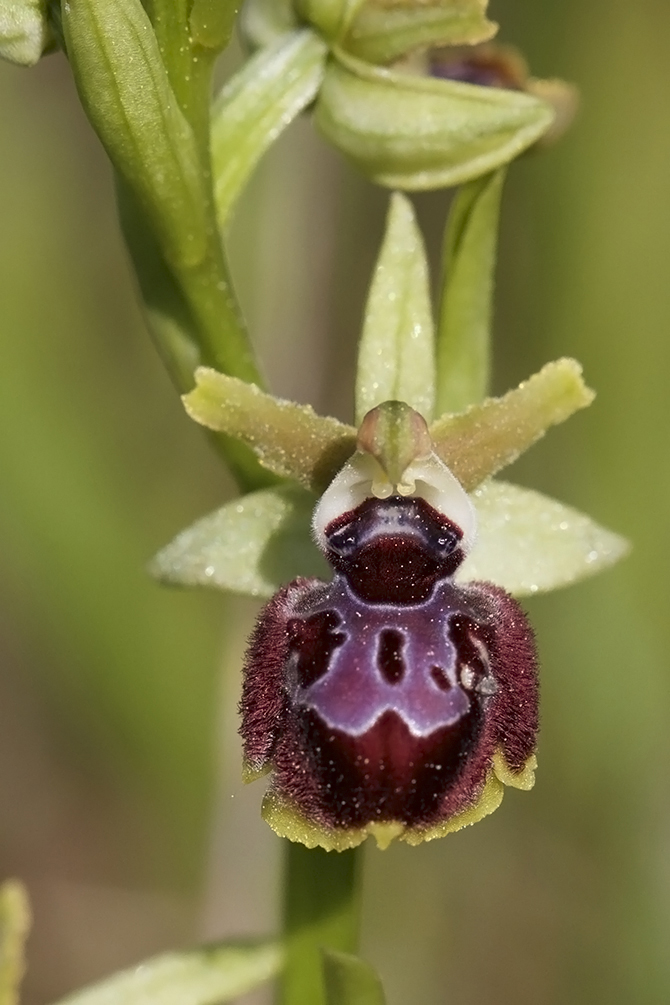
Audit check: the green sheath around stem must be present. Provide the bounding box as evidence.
[280,843,362,1005]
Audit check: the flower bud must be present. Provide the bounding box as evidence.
[0,0,53,66]
[314,49,555,191]
[63,0,208,270]
[241,404,538,849]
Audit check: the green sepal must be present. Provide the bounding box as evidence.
[459,480,630,596]
[62,0,208,270]
[315,49,555,190]
[429,358,595,491]
[356,192,435,423]
[343,0,495,66]
[0,881,30,1005]
[150,486,327,597]
[322,949,386,1005]
[0,0,52,65]
[49,939,282,1005]
[183,369,357,492]
[436,168,506,413]
[212,30,328,225]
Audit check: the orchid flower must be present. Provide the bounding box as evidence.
[151,194,627,851]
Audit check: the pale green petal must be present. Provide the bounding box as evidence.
[0,881,30,1005]
[430,357,595,490]
[457,480,630,595]
[49,939,282,1005]
[183,369,356,492]
[150,487,327,597]
[356,192,435,424]
[212,30,327,225]
[322,949,386,1005]
[436,168,506,414]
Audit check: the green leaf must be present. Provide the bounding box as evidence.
[0,881,30,1005]
[0,0,51,65]
[356,192,435,424]
[322,949,386,1005]
[344,0,495,66]
[50,938,282,1005]
[458,480,630,595]
[436,168,506,413]
[62,0,208,270]
[429,358,595,490]
[183,369,357,491]
[212,30,328,225]
[315,49,555,191]
[150,486,327,596]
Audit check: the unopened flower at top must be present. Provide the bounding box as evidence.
[227,0,576,199]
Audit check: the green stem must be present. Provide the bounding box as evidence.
[280,843,362,1005]
[117,177,276,491]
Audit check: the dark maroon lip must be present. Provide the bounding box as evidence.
[240,495,539,836]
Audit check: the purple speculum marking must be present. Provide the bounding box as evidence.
[241,492,539,833]
[289,575,472,737]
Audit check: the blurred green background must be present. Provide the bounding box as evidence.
[1,0,669,1002]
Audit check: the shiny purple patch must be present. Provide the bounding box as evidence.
[241,495,538,832]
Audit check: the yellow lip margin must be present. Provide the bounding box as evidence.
[260,748,537,851]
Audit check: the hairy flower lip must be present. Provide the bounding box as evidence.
[240,469,540,848]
